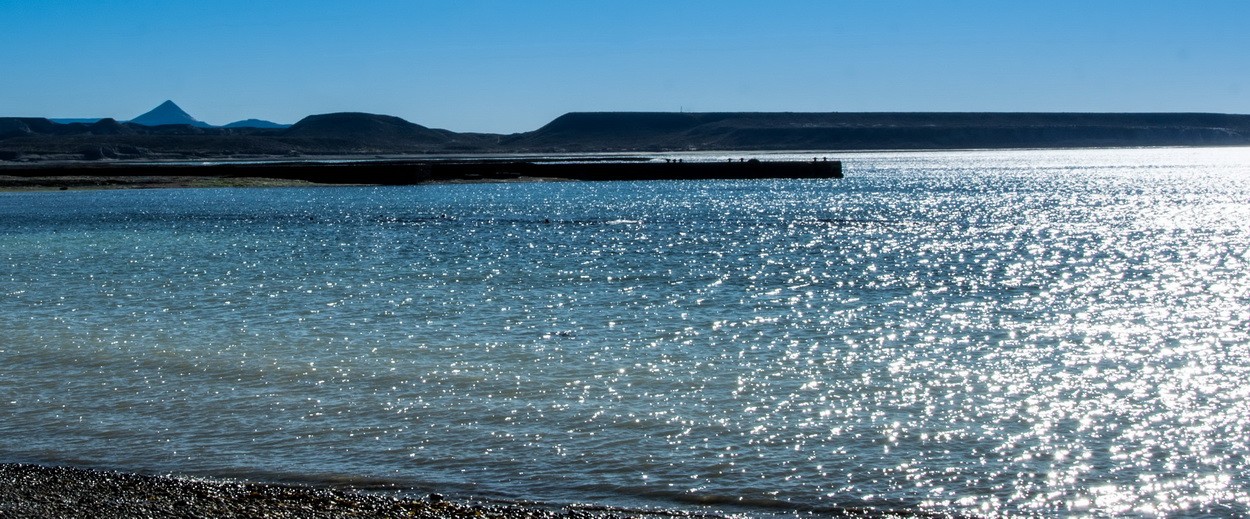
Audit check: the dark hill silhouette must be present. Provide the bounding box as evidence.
[507,112,1250,151]
[0,118,49,139]
[50,118,104,124]
[282,113,450,152]
[224,119,289,129]
[0,116,290,161]
[5,110,1250,162]
[87,118,135,136]
[130,100,212,128]
[285,113,446,142]
[534,112,706,137]
[283,113,494,151]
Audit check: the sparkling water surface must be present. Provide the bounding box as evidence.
[2,148,1249,517]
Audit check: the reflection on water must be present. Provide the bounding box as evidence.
[2,148,1249,517]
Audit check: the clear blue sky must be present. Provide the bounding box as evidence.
[2,1,1248,133]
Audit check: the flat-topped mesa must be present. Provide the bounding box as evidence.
[506,111,1250,151]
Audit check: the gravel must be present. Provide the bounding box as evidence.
[0,464,711,519]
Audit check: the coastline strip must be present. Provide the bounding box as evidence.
[0,463,961,518]
[0,463,703,518]
[0,158,842,190]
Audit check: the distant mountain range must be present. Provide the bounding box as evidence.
[4,101,1250,162]
[50,100,288,129]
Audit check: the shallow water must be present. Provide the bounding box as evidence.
[2,148,1249,517]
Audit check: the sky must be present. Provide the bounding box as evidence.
[1,1,1248,133]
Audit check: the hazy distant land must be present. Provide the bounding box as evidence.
[3,101,1250,164]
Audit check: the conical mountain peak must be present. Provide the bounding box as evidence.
[130,100,212,127]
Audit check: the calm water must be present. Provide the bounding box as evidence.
[2,148,1249,517]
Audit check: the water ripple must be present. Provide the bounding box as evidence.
[2,148,1249,516]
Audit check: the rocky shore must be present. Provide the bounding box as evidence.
[0,464,958,518]
[0,464,707,519]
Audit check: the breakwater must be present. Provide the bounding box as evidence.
[0,158,842,186]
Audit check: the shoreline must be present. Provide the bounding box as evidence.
[0,463,714,518]
[0,157,843,192]
[0,174,573,192]
[0,463,955,518]
[0,174,340,191]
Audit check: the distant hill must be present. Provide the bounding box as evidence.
[223,119,290,129]
[1,118,79,139]
[285,113,447,144]
[52,102,289,129]
[0,115,289,161]
[284,112,494,151]
[4,109,1250,162]
[130,100,213,128]
[50,118,104,124]
[84,118,135,135]
[505,112,1250,151]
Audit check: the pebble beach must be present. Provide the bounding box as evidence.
[0,464,716,519]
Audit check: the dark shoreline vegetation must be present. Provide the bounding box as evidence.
[0,464,958,518]
[3,111,1250,164]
